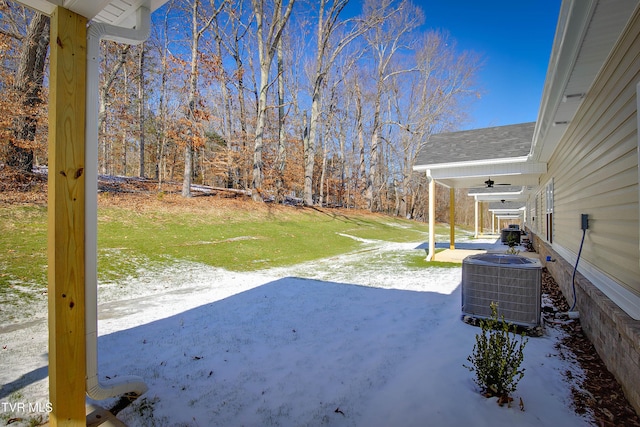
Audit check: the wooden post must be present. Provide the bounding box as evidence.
[48,7,87,425]
[449,187,455,250]
[492,212,495,234]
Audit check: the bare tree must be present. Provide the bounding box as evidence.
[8,10,49,172]
[212,15,235,187]
[353,73,367,197]
[391,30,482,217]
[275,17,287,201]
[182,0,225,197]
[0,0,487,220]
[138,43,146,177]
[150,1,179,189]
[250,0,295,201]
[362,0,423,211]
[301,0,369,206]
[224,2,254,189]
[98,44,131,175]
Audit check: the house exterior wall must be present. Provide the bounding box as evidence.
[528,5,640,307]
[526,4,640,415]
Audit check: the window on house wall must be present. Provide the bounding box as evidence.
[546,179,554,243]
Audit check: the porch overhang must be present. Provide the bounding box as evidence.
[17,0,168,27]
[414,157,546,196]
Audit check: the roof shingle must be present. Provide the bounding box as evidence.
[415,122,535,167]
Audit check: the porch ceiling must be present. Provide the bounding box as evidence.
[468,185,534,203]
[487,201,526,216]
[423,156,546,194]
[16,0,168,27]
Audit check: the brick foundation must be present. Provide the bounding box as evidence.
[531,233,640,416]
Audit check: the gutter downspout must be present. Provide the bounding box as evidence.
[426,171,435,261]
[85,6,151,401]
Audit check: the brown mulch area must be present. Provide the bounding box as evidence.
[541,269,640,426]
[2,166,640,425]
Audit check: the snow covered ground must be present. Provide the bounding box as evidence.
[0,236,593,426]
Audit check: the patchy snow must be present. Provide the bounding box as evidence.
[0,237,593,426]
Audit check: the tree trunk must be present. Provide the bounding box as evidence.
[275,26,286,202]
[338,129,346,207]
[182,0,200,198]
[368,93,381,211]
[214,26,236,188]
[182,0,223,196]
[302,0,360,206]
[319,134,328,205]
[8,12,49,172]
[354,79,366,199]
[157,7,171,189]
[98,44,131,175]
[303,84,321,205]
[251,0,296,202]
[301,110,310,201]
[138,44,145,178]
[252,63,268,201]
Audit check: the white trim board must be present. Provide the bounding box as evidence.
[553,243,640,320]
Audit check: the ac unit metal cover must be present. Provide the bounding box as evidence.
[462,254,542,327]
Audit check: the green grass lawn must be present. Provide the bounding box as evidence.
[0,200,460,313]
[95,204,434,276]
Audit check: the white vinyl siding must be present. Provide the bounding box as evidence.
[539,10,640,299]
[638,81,640,270]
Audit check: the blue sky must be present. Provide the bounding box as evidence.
[417,1,562,130]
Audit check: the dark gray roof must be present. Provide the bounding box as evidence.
[415,122,536,167]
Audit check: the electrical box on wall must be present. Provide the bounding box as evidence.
[581,214,589,230]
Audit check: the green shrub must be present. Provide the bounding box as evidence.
[464,302,528,404]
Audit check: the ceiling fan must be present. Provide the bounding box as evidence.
[484,177,511,188]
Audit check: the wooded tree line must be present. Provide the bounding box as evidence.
[0,0,487,222]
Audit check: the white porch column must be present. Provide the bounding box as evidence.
[426,171,435,261]
[474,197,479,238]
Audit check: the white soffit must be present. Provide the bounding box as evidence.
[427,160,547,181]
[531,0,639,163]
[16,0,168,28]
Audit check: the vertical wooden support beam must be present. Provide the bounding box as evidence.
[492,212,495,234]
[48,7,87,425]
[449,187,455,250]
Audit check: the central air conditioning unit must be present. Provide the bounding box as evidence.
[462,254,542,328]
